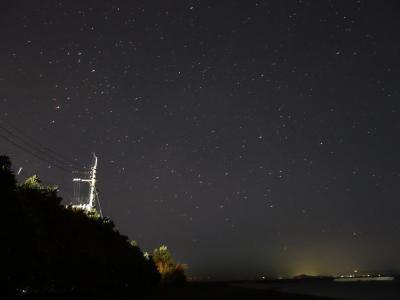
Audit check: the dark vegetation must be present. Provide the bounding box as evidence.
[153,245,187,286]
[0,155,339,299]
[0,155,185,296]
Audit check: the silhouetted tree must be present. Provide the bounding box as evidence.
[0,155,16,193]
[152,245,187,285]
[0,156,160,295]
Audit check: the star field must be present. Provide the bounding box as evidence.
[1,1,400,279]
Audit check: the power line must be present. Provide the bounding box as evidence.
[0,132,73,174]
[0,124,76,169]
[0,119,81,169]
[0,118,104,215]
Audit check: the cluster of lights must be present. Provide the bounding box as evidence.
[335,270,393,282]
[337,269,382,279]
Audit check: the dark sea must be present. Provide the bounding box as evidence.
[232,280,400,300]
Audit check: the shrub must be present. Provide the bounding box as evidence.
[152,245,187,285]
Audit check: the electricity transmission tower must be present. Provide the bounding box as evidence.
[0,119,103,217]
[72,153,103,217]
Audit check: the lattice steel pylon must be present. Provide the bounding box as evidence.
[71,153,103,217]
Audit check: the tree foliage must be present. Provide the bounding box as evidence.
[0,155,160,295]
[152,245,187,285]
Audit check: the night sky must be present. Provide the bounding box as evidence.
[1,1,400,280]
